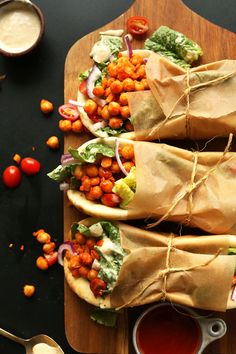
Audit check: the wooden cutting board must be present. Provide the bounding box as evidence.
[64,0,236,353]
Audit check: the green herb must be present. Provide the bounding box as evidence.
[79,70,90,82]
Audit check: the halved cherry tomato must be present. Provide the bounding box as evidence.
[79,80,87,96]
[127,16,149,36]
[44,252,58,267]
[2,165,21,188]
[20,157,41,176]
[58,104,79,121]
[101,193,121,207]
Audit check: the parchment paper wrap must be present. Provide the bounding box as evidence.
[110,224,236,311]
[127,138,236,234]
[128,53,236,140]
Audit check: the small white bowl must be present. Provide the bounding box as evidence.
[0,0,45,57]
[133,303,226,354]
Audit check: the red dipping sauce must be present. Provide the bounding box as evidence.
[135,305,202,354]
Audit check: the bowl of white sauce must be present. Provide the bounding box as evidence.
[0,0,44,56]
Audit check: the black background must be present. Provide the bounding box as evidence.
[0,1,236,353]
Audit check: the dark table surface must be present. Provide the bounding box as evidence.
[0,1,236,353]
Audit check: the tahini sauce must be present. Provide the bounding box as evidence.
[32,342,61,354]
[0,1,41,54]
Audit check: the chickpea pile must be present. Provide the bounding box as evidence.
[83,53,149,132]
[73,144,135,207]
[66,232,106,297]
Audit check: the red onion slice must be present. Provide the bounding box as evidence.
[124,34,133,58]
[60,154,77,166]
[115,139,128,176]
[86,65,106,107]
[68,99,84,107]
[59,182,69,191]
[58,242,76,266]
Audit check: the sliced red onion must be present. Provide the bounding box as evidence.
[93,120,107,131]
[115,139,128,176]
[124,34,133,58]
[68,99,84,107]
[231,285,236,301]
[86,65,106,107]
[59,182,69,191]
[61,154,77,166]
[58,242,76,266]
[143,57,149,63]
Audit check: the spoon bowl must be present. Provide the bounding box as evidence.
[0,327,64,354]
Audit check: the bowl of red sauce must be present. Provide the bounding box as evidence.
[133,303,226,354]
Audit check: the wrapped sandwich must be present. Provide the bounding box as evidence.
[60,218,236,312]
[48,136,236,234]
[133,53,236,140]
[74,27,202,140]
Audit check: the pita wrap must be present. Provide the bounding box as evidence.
[64,218,236,312]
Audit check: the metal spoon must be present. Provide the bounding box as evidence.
[0,327,64,353]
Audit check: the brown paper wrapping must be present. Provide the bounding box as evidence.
[127,53,236,140]
[127,139,236,234]
[109,224,236,312]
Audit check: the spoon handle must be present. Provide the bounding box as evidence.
[0,327,26,346]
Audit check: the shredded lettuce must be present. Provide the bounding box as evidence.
[68,143,115,163]
[79,69,90,82]
[90,308,118,327]
[97,126,127,136]
[47,163,79,182]
[228,248,236,255]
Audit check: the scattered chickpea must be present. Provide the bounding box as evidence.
[23,284,36,298]
[46,136,59,150]
[36,231,51,244]
[71,119,83,133]
[40,99,54,114]
[42,242,56,254]
[59,119,72,132]
[36,256,49,270]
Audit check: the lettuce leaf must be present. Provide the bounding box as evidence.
[97,126,127,136]
[90,308,118,327]
[68,143,115,163]
[47,163,79,182]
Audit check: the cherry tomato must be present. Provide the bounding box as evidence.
[20,157,41,176]
[90,278,107,297]
[58,104,79,121]
[101,193,121,207]
[2,165,21,188]
[127,16,149,36]
[79,80,87,95]
[44,252,58,267]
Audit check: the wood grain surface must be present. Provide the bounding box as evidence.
[64,0,236,352]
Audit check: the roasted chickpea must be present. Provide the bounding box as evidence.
[59,119,72,132]
[79,176,91,192]
[83,99,97,115]
[124,120,134,131]
[79,253,93,266]
[141,78,149,90]
[86,238,96,249]
[134,80,145,91]
[123,161,135,173]
[119,92,128,106]
[102,77,108,89]
[120,144,134,160]
[98,167,113,179]
[89,186,103,200]
[108,102,120,116]
[136,64,146,79]
[36,256,49,270]
[91,249,100,260]
[101,106,110,120]
[100,178,114,193]
[93,85,105,97]
[40,99,54,114]
[42,242,56,254]
[90,177,101,186]
[75,232,86,245]
[101,157,112,169]
[123,78,135,91]
[130,54,143,66]
[107,78,115,86]
[69,255,81,269]
[87,269,98,281]
[46,136,59,150]
[110,161,121,174]
[84,164,98,178]
[73,165,84,180]
[106,93,115,104]
[36,231,51,244]
[109,118,123,129]
[120,106,130,119]
[23,284,36,297]
[110,80,123,94]
[71,119,83,133]
[107,62,118,78]
[79,266,90,278]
